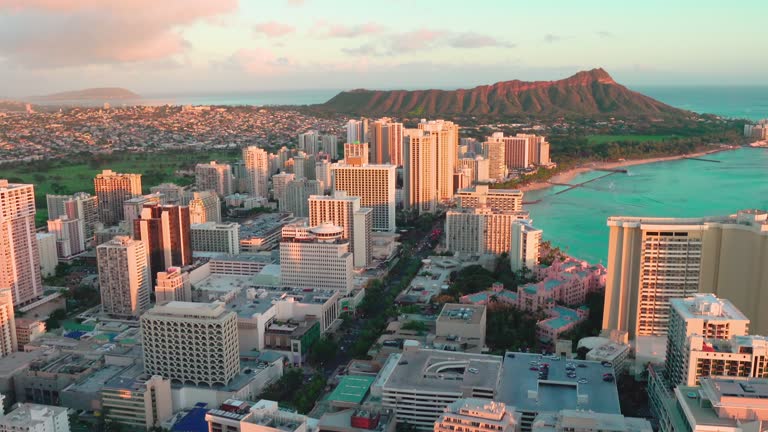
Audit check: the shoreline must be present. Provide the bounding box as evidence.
[519,146,739,193]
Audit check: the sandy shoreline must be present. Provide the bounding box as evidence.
[519,147,738,193]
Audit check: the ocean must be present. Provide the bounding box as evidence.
[523,148,768,263]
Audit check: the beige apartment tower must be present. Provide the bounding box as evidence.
[510,220,542,271]
[187,191,221,224]
[97,236,151,318]
[155,267,192,303]
[272,172,295,204]
[0,289,17,358]
[419,120,459,201]
[603,210,768,339]
[404,129,438,214]
[46,192,98,241]
[309,192,372,267]
[243,146,269,199]
[195,161,233,197]
[0,180,43,306]
[331,162,397,232]
[482,140,507,180]
[141,301,240,387]
[94,169,142,225]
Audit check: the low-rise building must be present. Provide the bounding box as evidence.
[14,319,45,351]
[435,398,521,432]
[101,367,173,430]
[531,410,651,432]
[0,402,70,432]
[191,222,240,255]
[435,304,487,352]
[206,399,312,432]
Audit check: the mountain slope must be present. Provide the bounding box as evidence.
[322,69,689,118]
[34,87,141,101]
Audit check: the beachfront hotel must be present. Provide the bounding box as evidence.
[602,209,768,339]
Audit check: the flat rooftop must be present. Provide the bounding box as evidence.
[327,375,376,405]
[497,352,621,414]
[64,364,126,393]
[670,294,748,322]
[438,304,485,325]
[378,349,502,393]
[676,385,737,429]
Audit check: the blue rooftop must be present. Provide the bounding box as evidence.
[467,292,489,303]
[544,279,564,291]
[172,403,209,432]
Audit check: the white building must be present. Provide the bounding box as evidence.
[446,208,529,255]
[320,134,339,159]
[206,399,312,432]
[272,172,295,204]
[150,183,186,205]
[456,185,523,212]
[155,267,192,303]
[46,217,86,259]
[309,192,373,268]
[97,236,151,318]
[347,118,368,144]
[279,222,353,292]
[35,233,58,278]
[45,192,98,241]
[0,403,70,432]
[299,130,320,154]
[101,371,173,430]
[141,301,240,387]
[191,222,240,255]
[435,399,520,432]
[331,162,397,232]
[187,191,221,224]
[282,179,322,218]
[196,161,234,197]
[243,146,270,199]
[1,180,43,306]
[510,220,542,271]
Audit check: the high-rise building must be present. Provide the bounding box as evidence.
[149,183,186,205]
[0,289,17,358]
[331,162,397,231]
[271,172,295,204]
[46,192,98,241]
[97,236,151,318]
[488,132,529,170]
[190,222,240,254]
[36,233,57,278]
[155,267,191,303]
[195,161,233,197]
[282,179,322,218]
[133,204,192,280]
[141,301,240,387]
[482,140,507,180]
[418,119,459,200]
[603,210,768,339]
[666,294,750,386]
[280,222,354,292]
[434,399,520,432]
[458,157,490,185]
[93,169,142,225]
[309,192,372,267]
[315,160,332,193]
[510,220,542,271]
[517,133,551,166]
[320,134,339,159]
[298,130,320,154]
[293,152,316,180]
[123,193,163,231]
[186,191,221,224]
[0,180,43,306]
[347,118,368,144]
[445,207,529,255]
[343,142,370,165]
[403,129,437,214]
[369,118,404,165]
[243,146,269,199]
[456,185,523,212]
[47,216,86,259]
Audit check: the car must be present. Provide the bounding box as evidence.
[578,378,588,384]
[603,375,615,382]
[601,361,613,367]
[577,364,588,368]
[530,366,538,371]
[468,368,479,374]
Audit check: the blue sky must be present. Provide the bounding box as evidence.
[0,0,766,96]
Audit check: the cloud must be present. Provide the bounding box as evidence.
[342,29,514,57]
[217,48,295,75]
[286,0,305,5]
[543,33,564,43]
[254,21,295,37]
[597,31,614,38]
[319,22,386,38]
[0,0,237,68]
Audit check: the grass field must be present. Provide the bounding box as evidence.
[587,135,675,144]
[0,149,242,225]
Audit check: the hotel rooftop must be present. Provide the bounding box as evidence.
[670,294,749,322]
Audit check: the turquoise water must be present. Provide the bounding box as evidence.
[524,148,768,263]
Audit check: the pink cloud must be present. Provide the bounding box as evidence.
[0,0,237,68]
[254,21,296,37]
[322,22,385,38]
[222,48,294,75]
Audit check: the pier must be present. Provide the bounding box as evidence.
[549,171,619,196]
[683,157,721,163]
[594,168,629,173]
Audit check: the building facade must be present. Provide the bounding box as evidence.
[510,220,542,271]
[282,179,322,218]
[191,222,240,254]
[331,162,397,232]
[243,146,269,199]
[155,267,192,303]
[97,236,151,318]
[456,185,523,213]
[0,180,43,306]
[187,191,221,224]
[403,129,437,214]
[134,204,192,280]
[93,170,142,225]
[195,161,234,197]
[309,192,373,267]
[279,222,354,292]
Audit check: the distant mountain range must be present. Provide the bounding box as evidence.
[322,68,691,118]
[32,87,141,101]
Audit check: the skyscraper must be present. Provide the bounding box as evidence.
[603,209,768,339]
[94,169,142,225]
[195,161,233,197]
[134,204,192,281]
[0,289,17,358]
[0,180,43,306]
[46,192,98,241]
[343,142,370,165]
[298,130,320,154]
[418,119,459,200]
[510,220,542,271]
[331,162,397,232]
[481,140,507,180]
[186,191,221,224]
[280,222,354,292]
[149,183,186,205]
[346,118,368,144]
[97,236,151,318]
[445,207,529,255]
[456,185,523,213]
[271,172,295,204]
[369,118,404,165]
[243,146,269,199]
[141,301,240,386]
[320,134,339,159]
[47,216,86,259]
[403,129,437,214]
[309,192,373,267]
[282,179,322,217]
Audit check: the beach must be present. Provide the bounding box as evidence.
[519,146,738,192]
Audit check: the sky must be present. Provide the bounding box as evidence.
[0,0,766,97]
